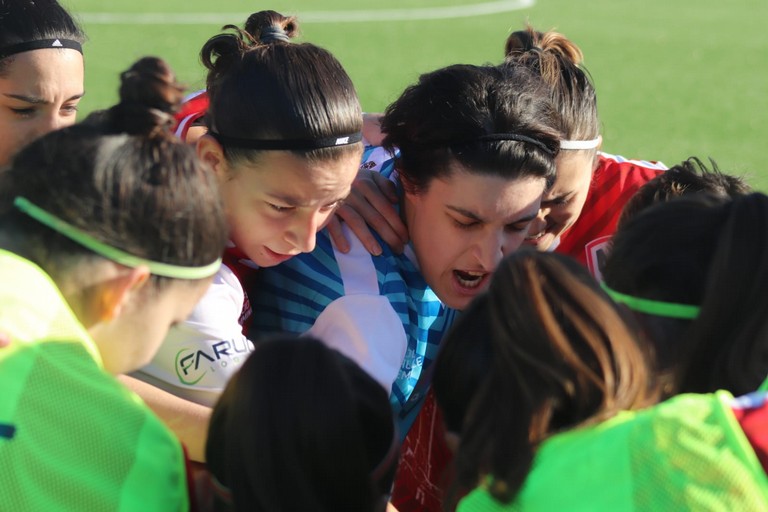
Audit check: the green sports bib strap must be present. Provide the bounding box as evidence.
[601,283,700,320]
[14,196,221,280]
[0,251,189,511]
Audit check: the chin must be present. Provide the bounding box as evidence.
[442,293,476,311]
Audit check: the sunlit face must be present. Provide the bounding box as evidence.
[203,141,361,267]
[524,150,596,251]
[96,280,211,375]
[404,164,545,310]
[0,49,84,168]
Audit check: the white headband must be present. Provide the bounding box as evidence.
[559,137,601,150]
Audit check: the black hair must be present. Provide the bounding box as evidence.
[618,156,751,228]
[200,10,362,166]
[0,0,85,75]
[207,336,398,512]
[605,192,768,396]
[381,64,560,193]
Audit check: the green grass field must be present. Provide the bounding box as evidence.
[67,0,768,189]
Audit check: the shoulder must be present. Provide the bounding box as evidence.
[597,152,667,180]
[174,89,209,140]
[361,145,398,177]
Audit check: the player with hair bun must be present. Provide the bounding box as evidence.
[127,10,365,462]
[503,27,666,279]
[0,56,227,510]
[389,25,667,512]
[251,62,560,445]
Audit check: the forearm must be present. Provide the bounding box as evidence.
[119,374,211,462]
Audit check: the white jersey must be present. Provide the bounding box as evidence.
[133,263,254,406]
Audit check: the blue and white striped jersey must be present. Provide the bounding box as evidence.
[251,147,458,438]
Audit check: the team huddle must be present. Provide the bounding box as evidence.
[1,1,767,511]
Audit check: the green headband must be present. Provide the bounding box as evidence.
[601,282,700,320]
[14,197,221,280]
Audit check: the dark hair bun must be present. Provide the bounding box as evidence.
[244,10,298,44]
[106,56,185,137]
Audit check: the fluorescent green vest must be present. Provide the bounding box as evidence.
[0,250,189,511]
[459,392,768,511]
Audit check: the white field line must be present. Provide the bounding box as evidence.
[77,0,535,25]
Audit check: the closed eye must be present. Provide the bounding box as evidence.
[542,195,573,207]
[452,218,480,230]
[505,220,532,232]
[268,202,294,213]
[320,199,344,212]
[10,107,35,118]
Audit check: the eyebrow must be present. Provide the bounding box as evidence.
[543,191,575,203]
[267,192,348,207]
[3,92,85,104]
[447,205,538,224]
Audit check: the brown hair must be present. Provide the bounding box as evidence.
[504,26,599,146]
[381,64,560,193]
[617,156,751,229]
[434,250,656,504]
[0,57,227,288]
[200,10,362,166]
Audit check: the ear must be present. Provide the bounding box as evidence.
[197,134,229,183]
[98,266,151,323]
[592,135,604,172]
[398,170,419,197]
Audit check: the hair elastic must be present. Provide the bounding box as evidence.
[210,131,362,151]
[560,137,601,150]
[601,283,700,320]
[259,26,291,43]
[475,133,555,156]
[0,39,82,60]
[14,197,221,280]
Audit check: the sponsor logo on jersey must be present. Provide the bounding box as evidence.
[585,235,612,282]
[174,338,254,385]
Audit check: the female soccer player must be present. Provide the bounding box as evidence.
[0,57,227,510]
[0,0,85,169]
[251,63,560,438]
[127,10,364,462]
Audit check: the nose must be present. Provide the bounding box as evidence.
[472,231,509,272]
[527,208,549,237]
[287,211,322,253]
[31,115,66,140]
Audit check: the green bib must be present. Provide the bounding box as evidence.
[459,392,768,511]
[0,250,189,511]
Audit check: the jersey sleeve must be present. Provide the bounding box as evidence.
[133,264,254,407]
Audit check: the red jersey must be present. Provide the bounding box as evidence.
[390,390,454,512]
[174,90,209,141]
[730,392,768,473]
[556,153,666,279]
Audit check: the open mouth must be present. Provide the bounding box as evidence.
[453,269,487,289]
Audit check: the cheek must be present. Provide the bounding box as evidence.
[550,204,580,227]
